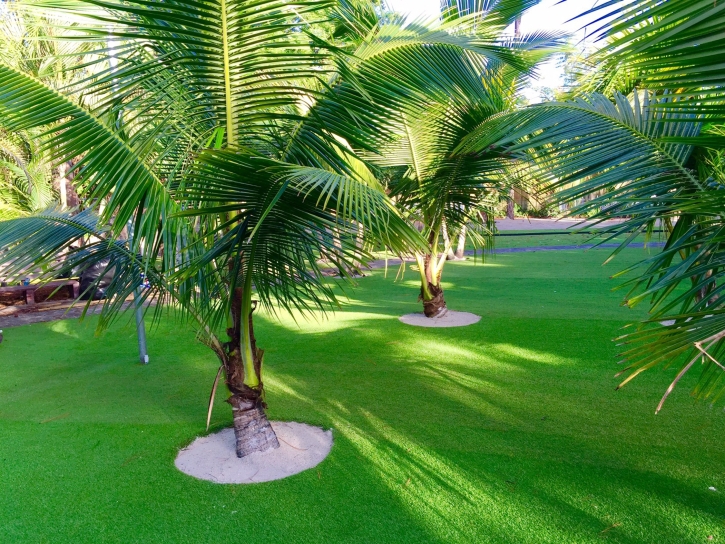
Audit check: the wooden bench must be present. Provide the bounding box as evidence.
[0,280,80,306]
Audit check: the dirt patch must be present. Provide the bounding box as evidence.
[0,302,103,328]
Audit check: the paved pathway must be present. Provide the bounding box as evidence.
[495,218,626,231]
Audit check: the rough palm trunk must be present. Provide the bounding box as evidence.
[506,188,515,219]
[419,253,447,317]
[228,395,278,457]
[224,287,279,458]
[421,282,446,316]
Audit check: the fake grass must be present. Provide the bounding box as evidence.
[493,230,658,248]
[1,244,724,543]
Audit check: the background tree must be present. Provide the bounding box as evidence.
[0,7,96,212]
[460,0,725,410]
[361,1,562,316]
[0,128,55,219]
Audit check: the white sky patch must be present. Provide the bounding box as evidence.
[386,0,441,21]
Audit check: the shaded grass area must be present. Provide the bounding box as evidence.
[1,244,724,543]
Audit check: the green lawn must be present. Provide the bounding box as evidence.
[1,244,724,543]
[492,229,664,249]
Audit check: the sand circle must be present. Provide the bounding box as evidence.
[399,310,481,328]
[175,421,333,484]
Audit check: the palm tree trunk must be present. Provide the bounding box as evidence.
[58,161,68,209]
[224,286,279,458]
[417,250,447,317]
[506,188,515,219]
[441,222,456,260]
[455,225,466,259]
[421,283,446,316]
[62,159,80,208]
[353,221,365,273]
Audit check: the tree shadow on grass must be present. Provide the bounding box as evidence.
[2,256,724,543]
[256,308,725,543]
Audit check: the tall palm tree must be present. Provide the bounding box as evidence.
[452,0,725,412]
[521,0,725,410]
[0,0,544,455]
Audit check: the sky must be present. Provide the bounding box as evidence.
[385,0,607,101]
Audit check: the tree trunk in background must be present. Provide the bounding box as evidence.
[421,283,446,316]
[507,15,521,223]
[441,222,456,260]
[353,221,365,275]
[224,287,279,458]
[62,159,80,208]
[455,225,467,259]
[506,188,515,219]
[58,162,68,209]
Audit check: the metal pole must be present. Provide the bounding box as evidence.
[127,217,148,364]
[110,27,149,365]
[134,288,149,364]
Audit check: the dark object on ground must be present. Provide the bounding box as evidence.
[0,280,80,306]
[79,259,115,300]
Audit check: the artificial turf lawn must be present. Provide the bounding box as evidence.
[493,230,660,249]
[1,243,724,543]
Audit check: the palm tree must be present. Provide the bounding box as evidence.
[0,0,546,454]
[0,8,96,216]
[520,0,725,411]
[0,128,55,219]
[459,67,725,411]
[365,2,562,317]
[450,0,725,412]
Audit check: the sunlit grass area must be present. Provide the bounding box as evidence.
[1,244,724,543]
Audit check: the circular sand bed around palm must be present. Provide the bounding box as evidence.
[399,310,481,328]
[175,421,333,484]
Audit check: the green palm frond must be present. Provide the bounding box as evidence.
[0,207,173,326]
[174,148,424,325]
[459,91,701,196]
[441,0,543,27]
[579,0,725,119]
[458,89,725,409]
[0,58,187,272]
[0,1,433,339]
